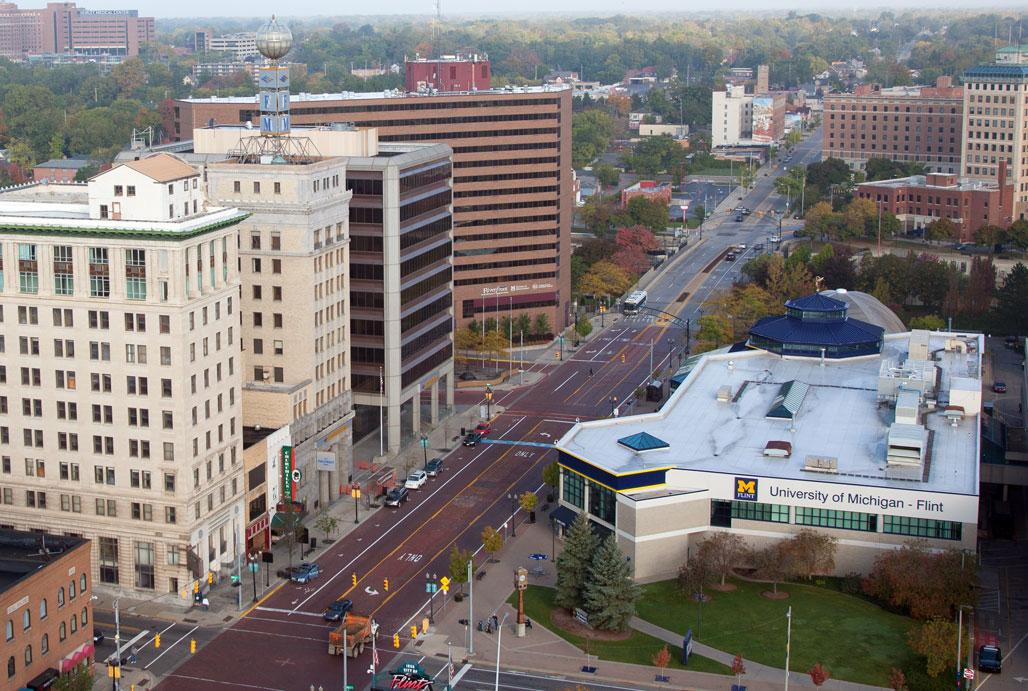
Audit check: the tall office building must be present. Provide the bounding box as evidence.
[0,154,249,598]
[823,77,964,174]
[0,2,154,59]
[172,65,572,333]
[962,46,1028,220]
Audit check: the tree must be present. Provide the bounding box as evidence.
[974,223,1007,249]
[576,318,593,338]
[572,110,613,168]
[516,313,532,338]
[806,158,851,194]
[751,541,796,593]
[738,162,757,190]
[448,545,472,595]
[888,668,908,691]
[804,201,835,240]
[577,259,632,302]
[731,654,747,687]
[909,315,945,330]
[994,263,1028,336]
[786,128,803,149]
[624,196,669,232]
[532,313,551,337]
[542,461,560,499]
[314,510,338,538]
[862,539,977,620]
[1007,218,1028,250]
[584,533,641,631]
[277,504,306,568]
[908,617,971,678]
[809,662,831,687]
[518,490,539,514]
[579,193,618,234]
[613,224,658,274]
[695,283,777,352]
[481,526,504,559]
[786,529,837,580]
[676,558,715,601]
[924,217,957,245]
[652,644,671,681]
[697,532,746,586]
[52,668,95,691]
[964,256,995,318]
[554,513,599,612]
[595,163,620,190]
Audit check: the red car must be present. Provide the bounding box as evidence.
[475,422,491,436]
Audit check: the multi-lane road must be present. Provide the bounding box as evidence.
[145,134,822,690]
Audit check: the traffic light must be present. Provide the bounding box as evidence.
[410,625,418,639]
[383,578,389,592]
[190,639,196,654]
[621,354,626,363]
[107,663,120,678]
[207,572,213,585]
[351,572,357,586]
[393,634,400,648]
[193,581,199,594]
[154,633,161,648]
[555,352,560,359]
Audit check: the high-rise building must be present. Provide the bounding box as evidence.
[171,70,572,333]
[961,46,1028,220]
[0,2,154,60]
[822,77,964,174]
[0,154,249,598]
[207,32,258,61]
[712,86,753,147]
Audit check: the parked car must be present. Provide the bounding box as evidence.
[426,458,444,477]
[291,562,321,584]
[405,470,428,490]
[475,422,492,436]
[993,381,1007,393]
[462,432,483,447]
[384,486,409,507]
[93,629,105,645]
[734,214,744,222]
[978,645,1002,673]
[323,598,353,622]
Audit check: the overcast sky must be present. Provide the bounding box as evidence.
[51,0,1028,21]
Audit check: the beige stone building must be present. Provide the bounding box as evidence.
[0,154,249,599]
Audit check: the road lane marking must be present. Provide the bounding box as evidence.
[552,372,577,391]
[162,674,282,690]
[240,582,282,618]
[143,625,197,669]
[497,416,525,439]
[254,606,323,617]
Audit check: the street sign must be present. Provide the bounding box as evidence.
[964,669,974,680]
[439,576,450,588]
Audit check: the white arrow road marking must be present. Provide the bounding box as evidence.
[364,587,379,595]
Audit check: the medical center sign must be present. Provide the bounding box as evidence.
[727,475,977,523]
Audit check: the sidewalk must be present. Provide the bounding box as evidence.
[414,512,886,691]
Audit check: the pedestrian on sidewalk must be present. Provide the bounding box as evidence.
[202,596,210,611]
[589,368,593,377]
[492,613,499,630]
[525,618,532,630]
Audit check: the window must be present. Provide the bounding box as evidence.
[59,622,66,642]
[135,541,155,589]
[4,620,11,641]
[795,507,877,532]
[730,500,790,523]
[89,248,109,297]
[38,599,46,620]
[882,515,962,540]
[22,610,29,630]
[7,655,14,679]
[98,536,119,584]
[40,633,48,655]
[23,645,30,666]
[18,244,38,293]
[561,467,584,509]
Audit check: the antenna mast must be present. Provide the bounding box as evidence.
[434,0,441,47]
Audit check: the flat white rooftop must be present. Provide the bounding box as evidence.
[180,83,570,105]
[557,332,981,496]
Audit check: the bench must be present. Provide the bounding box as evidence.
[529,566,546,578]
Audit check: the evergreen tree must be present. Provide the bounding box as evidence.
[995,263,1028,336]
[554,513,598,612]
[584,533,641,631]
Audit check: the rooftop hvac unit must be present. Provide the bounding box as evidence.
[804,455,838,473]
[895,390,920,425]
[764,441,792,458]
[886,423,927,467]
[717,385,732,402]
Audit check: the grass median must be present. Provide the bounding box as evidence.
[636,578,918,686]
[507,585,732,675]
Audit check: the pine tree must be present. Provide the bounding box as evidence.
[584,533,641,631]
[554,513,598,612]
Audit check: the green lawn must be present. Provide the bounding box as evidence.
[508,586,732,675]
[689,168,736,177]
[636,578,918,687]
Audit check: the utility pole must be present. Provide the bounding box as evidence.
[649,340,653,377]
[784,606,792,691]
[467,560,475,655]
[519,331,523,386]
[112,598,121,691]
[342,625,348,691]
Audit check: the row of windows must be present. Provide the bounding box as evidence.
[400,344,452,390]
[710,500,961,539]
[236,96,561,120]
[453,184,559,199]
[461,296,557,318]
[401,214,452,250]
[454,171,557,185]
[454,270,556,287]
[399,163,453,193]
[453,156,559,170]
[456,227,558,244]
[455,213,558,230]
[382,127,559,143]
[401,318,452,361]
[454,255,557,272]
[6,602,90,680]
[401,268,452,305]
[828,102,960,114]
[457,199,557,213]
[455,242,557,258]
[400,295,452,334]
[452,141,559,155]
[401,190,452,222]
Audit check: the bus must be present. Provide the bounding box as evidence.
[623,291,648,315]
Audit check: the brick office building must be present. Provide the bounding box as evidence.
[823,77,964,174]
[172,76,573,332]
[0,530,94,689]
[0,2,154,60]
[854,161,1014,240]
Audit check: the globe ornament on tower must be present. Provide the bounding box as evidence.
[255,15,292,63]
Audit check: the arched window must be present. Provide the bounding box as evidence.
[40,634,48,655]
[81,608,88,625]
[59,622,66,642]
[68,580,76,600]
[70,614,77,633]
[23,644,31,665]
[79,574,86,593]
[39,599,47,620]
[22,610,29,630]
[4,620,11,641]
[57,587,65,608]
[6,656,13,678]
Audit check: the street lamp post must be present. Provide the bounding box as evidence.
[507,492,519,537]
[420,432,428,470]
[426,573,437,624]
[609,396,617,416]
[494,612,510,691]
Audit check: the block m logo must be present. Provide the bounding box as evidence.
[734,477,758,501]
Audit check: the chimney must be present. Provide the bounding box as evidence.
[936,76,953,89]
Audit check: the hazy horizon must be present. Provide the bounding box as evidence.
[17,0,1028,21]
